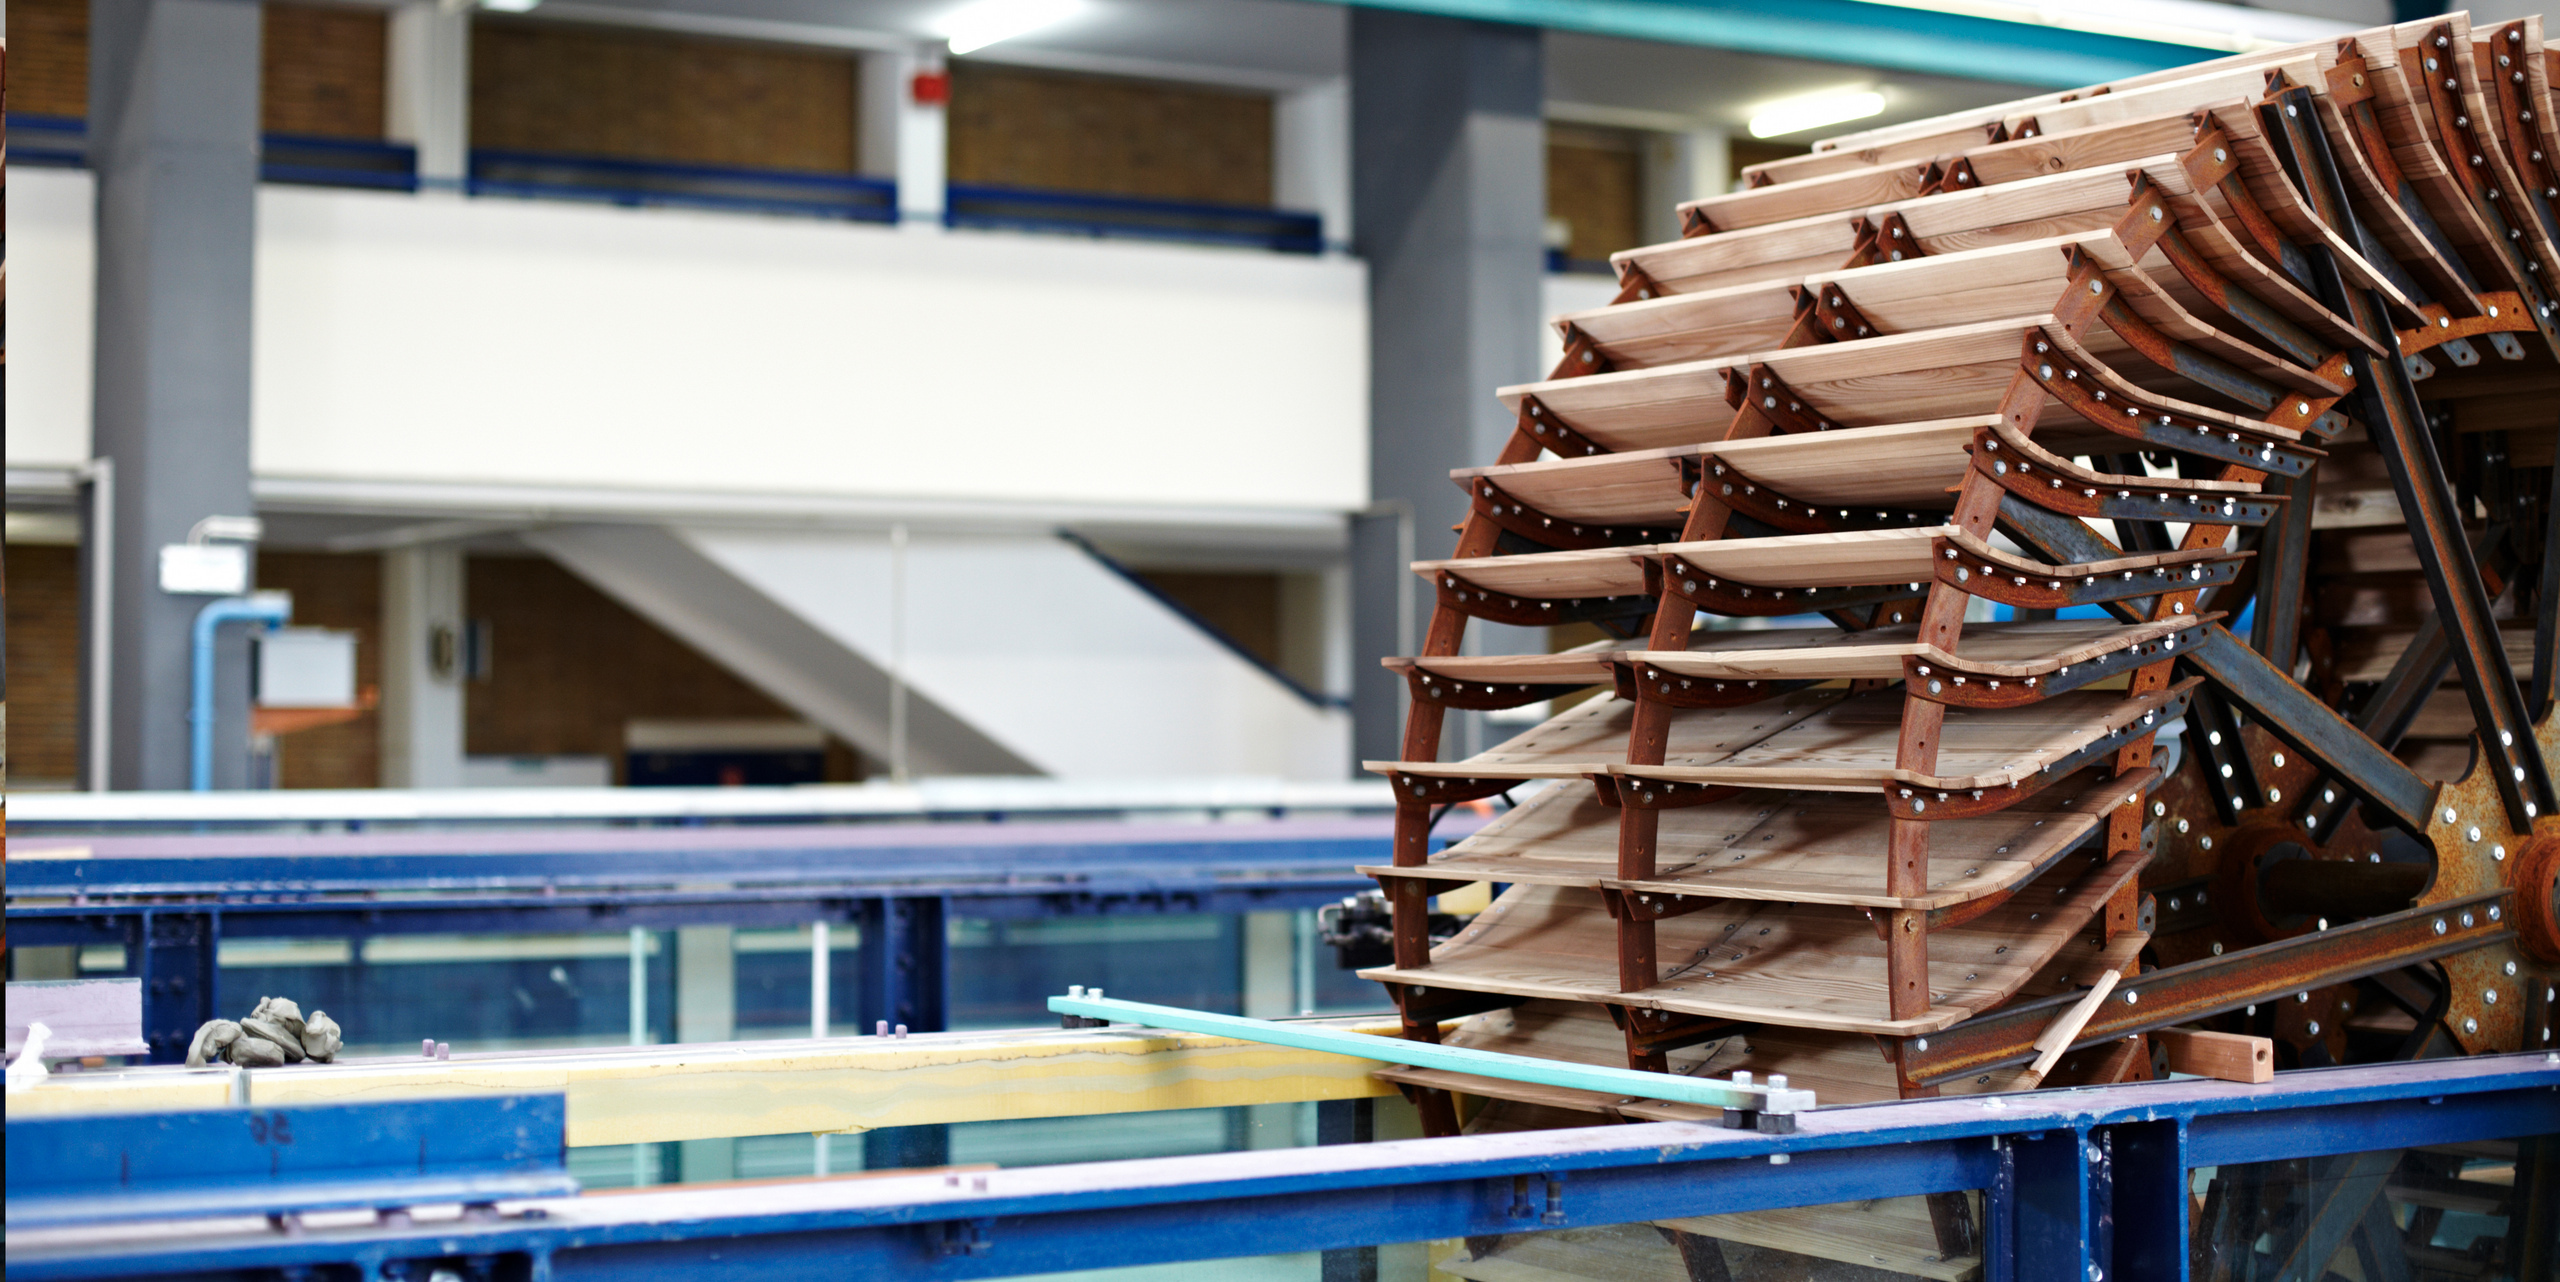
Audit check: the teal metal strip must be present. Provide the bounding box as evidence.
[1314,0,2221,89]
[1046,992,1814,1113]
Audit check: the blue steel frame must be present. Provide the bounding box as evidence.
[5,1053,2550,1280]
[3,820,1390,1062]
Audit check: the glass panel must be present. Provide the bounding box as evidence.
[950,913,1244,1028]
[2193,1138,2546,1281]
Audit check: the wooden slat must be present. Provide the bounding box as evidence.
[1680,161,1934,233]
[1367,686,1847,782]
[1359,844,2147,1035]
[1413,545,1654,600]
[1366,767,2149,910]
[1452,418,1981,522]
[1557,276,1803,369]
[1385,639,1618,687]
[1657,523,2237,595]
[2333,625,2538,682]
[1624,617,2201,683]
[1616,679,2194,792]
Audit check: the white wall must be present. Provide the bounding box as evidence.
[6,167,97,469]
[9,177,1371,518]
[680,526,1351,780]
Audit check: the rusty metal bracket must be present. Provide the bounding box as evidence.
[2022,337,2322,477]
[1432,573,1656,630]
[1466,476,1675,551]
[1517,396,1610,459]
[1893,891,2513,1085]
[2178,625,2439,836]
[1804,279,1885,342]
[1904,625,2207,709]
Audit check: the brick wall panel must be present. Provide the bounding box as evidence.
[264,3,388,138]
[465,555,862,781]
[5,544,83,786]
[947,62,1271,206]
[471,20,858,172]
[1546,123,1642,265]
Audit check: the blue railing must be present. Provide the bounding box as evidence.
[947,182,1323,254]
[467,149,897,223]
[1547,248,1618,276]
[7,118,1328,255]
[261,133,419,191]
[8,113,87,166]
[6,116,418,190]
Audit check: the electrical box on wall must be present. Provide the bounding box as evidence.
[254,628,359,707]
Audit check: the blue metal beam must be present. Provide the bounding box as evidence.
[8,1053,2550,1281]
[4,1095,574,1229]
[1314,0,2233,88]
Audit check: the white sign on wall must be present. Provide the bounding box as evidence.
[158,543,251,595]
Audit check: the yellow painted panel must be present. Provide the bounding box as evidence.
[4,1067,237,1117]
[18,1022,1418,1147]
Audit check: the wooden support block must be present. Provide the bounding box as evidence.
[2152,1026,2274,1084]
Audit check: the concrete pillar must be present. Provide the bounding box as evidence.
[675,925,737,1181]
[1640,126,1731,245]
[1347,12,1546,768]
[89,0,262,791]
[862,48,946,228]
[386,1,471,192]
[378,544,466,788]
[1276,78,1352,252]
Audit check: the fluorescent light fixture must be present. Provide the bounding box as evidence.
[480,0,540,11]
[937,0,1083,56]
[1749,90,1887,140]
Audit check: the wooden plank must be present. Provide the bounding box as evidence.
[1456,418,1983,519]
[1625,617,2201,682]
[1656,523,2236,594]
[1413,544,1654,600]
[1367,686,1845,781]
[1557,276,1803,369]
[1367,767,2147,909]
[2333,625,2538,682]
[1680,161,1933,233]
[1386,639,1618,686]
[1358,842,2148,1035]
[1,1068,238,1119]
[2153,1026,2274,1083]
[1618,679,2193,791]
[1961,113,2204,189]
[1612,211,1862,297]
[210,1021,1413,1146]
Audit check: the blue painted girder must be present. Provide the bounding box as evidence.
[8,1052,2552,1281]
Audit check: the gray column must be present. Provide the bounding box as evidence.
[379,544,467,788]
[89,0,262,790]
[1348,13,1546,768]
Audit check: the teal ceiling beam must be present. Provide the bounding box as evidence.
[1319,0,2233,89]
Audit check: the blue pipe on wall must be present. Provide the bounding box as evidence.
[190,593,291,792]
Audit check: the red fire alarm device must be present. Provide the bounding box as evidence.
[911,70,951,105]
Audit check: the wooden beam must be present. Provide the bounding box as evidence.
[3,1021,1414,1147]
[2152,1026,2274,1084]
